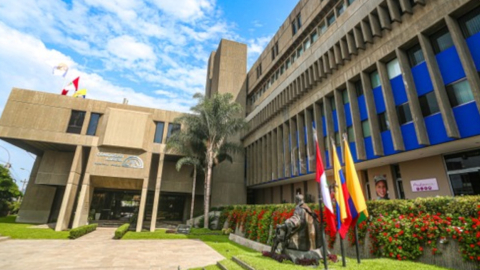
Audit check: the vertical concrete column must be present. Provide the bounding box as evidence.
[328,49,336,71]
[377,60,405,151]
[283,122,291,178]
[266,133,271,181]
[369,13,382,38]
[313,102,327,164]
[396,48,430,145]
[254,141,258,184]
[353,26,365,50]
[324,95,335,164]
[289,118,298,176]
[361,20,373,44]
[346,81,366,160]
[248,146,253,185]
[81,112,91,135]
[334,88,346,157]
[418,34,460,138]
[386,0,402,23]
[445,15,480,113]
[308,66,315,88]
[318,59,326,79]
[334,43,343,66]
[150,153,165,232]
[361,71,384,156]
[263,135,268,182]
[55,146,83,231]
[136,177,149,232]
[377,5,392,30]
[313,61,321,83]
[297,113,307,175]
[399,0,413,14]
[346,32,358,55]
[304,108,315,172]
[271,129,277,180]
[72,173,92,228]
[340,38,350,61]
[277,127,284,179]
[322,55,331,75]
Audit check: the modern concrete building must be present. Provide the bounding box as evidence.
[206,0,480,204]
[0,89,244,231]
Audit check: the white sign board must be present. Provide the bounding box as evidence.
[411,178,439,192]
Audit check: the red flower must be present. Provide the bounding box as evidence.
[398,246,402,250]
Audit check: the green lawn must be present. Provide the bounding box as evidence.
[0,216,70,239]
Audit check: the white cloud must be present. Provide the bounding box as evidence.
[148,0,215,21]
[246,36,272,69]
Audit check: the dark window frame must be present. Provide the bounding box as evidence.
[458,6,480,38]
[418,91,440,117]
[430,27,454,54]
[407,44,425,67]
[86,113,101,136]
[154,121,165,143]
[66,110,86,134]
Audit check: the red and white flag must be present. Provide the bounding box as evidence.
[313,124,336,235]
[61,77,80,95]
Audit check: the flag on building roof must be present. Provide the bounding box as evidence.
[344,136,368,226]
[73,89,87,98]
[312,124,336,235]
[61,76,80,95]
[52,63,69,77]
[332,143,352,239]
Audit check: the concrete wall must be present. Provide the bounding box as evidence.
[35,151,73,186]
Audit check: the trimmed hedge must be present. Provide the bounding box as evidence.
[69,224,98,239]
[222,196,480,264]
[114,223,130,239]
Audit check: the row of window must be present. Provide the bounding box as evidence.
[66,110,180,144]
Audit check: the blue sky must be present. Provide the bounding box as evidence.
[0,0,299,187]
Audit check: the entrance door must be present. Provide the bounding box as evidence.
[90,189,140,221]
[158,194,185,221]
[445,149,480,196]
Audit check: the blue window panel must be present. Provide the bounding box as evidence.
[364,137,376,160]
[349,142,358,163]
[306,155,311,173]
[424,113,454,145]
[436,47,466,85]
[373,86,386,113]
[411,62,434,96]
[322,116,327,136]
[344,104,352,126]
[453,102,480,138]
[391,75,408,105]
[358,95,368,121]
[304,126,308,145]
[381,130,397,156]
[466,32,480,71]
[325,150,331,169]
[333,110,339,132]
[336,146,343,165]
[400,122,423,151]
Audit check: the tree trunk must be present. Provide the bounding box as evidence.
[204,151,214,229]
[190,166,196,224]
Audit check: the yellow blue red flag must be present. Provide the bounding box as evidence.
[332,142,352,239]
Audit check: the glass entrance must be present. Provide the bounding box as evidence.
[90,189,140,222]
[445,149,480,196]
[158,194,185,221]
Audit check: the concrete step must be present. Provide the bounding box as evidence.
[216,259,243,270]
[231,257,254,270]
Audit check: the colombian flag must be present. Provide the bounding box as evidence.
[344,138,368,225]
[332,143,352,239]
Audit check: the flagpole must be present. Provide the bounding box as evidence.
[317,183,329,270]
[339,233,346,267]
[355,223,361,263]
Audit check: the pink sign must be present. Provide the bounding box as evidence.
[411,178,439,192]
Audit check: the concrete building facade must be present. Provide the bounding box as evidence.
[208,0,480,203]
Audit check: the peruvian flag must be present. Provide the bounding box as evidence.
[313,124,336,235]
[61,77,80,95]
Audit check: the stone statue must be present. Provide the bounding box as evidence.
[271,194,326,261]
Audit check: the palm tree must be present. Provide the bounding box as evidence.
[171,92,248,228]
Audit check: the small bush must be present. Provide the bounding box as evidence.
[69,224,97,239]
[114,223,130,239]
[197,216,205,228]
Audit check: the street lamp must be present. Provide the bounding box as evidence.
[20,168,30,193]
[0,145,11,169]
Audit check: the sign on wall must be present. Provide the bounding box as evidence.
[411,178,439,192]
[94,152,144,169]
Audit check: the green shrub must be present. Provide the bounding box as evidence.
[197,216,205,228]
[69,224,98,239]
[114,223,130,239]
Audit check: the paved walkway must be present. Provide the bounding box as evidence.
[0,228,224,270]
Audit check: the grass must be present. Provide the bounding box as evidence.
[0,216,70,239]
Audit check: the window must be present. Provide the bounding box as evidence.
[337,2,346,16]
[66,110,86,134]
[166,123,181,139]
[304,39,311,50]
[354,80,364,97]
[327,13,336,26]
[297,13,302,29]
[319,22,327,34]
[348,0,355,5]
[256,64,262,79]
[271,42,279,60]
[292,13,302,35]
[361,120,371,137]
[459,6,480,38]
[330,97,336,110]
[445,149,480,196]
[419,92,440,117]
[430,27,454,54]
[347,126,355,142]
[397,103,413,125]
[154,122,165,143]
[334,132,340,146]
[286,59,291,69]
[446,79,475,107]
[370,70,381,88]
[407,44,425,67]
[280,64,285,75]
[386,58,401,79]
[292,52,297,63]
[297,46,303,58]
[86,113,101,136]
[341,89,349,104]
[311,30,318,43]
[292,20,298,35]
[378,112,390,132]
